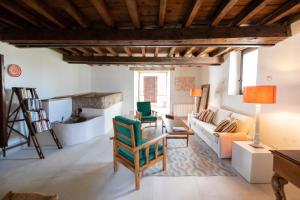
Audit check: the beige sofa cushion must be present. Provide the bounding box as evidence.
[231,113,254,134]
[212,109,232,125]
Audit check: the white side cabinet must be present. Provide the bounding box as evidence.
[232,141,274,183]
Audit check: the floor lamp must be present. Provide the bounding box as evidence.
[190,88,202,114]
[243,85,277,148]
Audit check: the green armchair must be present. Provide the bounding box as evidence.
[136,101,158,127]
[112,116,167,190]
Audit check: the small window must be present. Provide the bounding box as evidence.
[241,49,258,91]
[228,49,258,95]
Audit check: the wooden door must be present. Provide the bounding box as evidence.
[0,54,6,148]
[144,76,157,103]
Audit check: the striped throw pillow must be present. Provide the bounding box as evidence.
[198,110,208,121]
[204,110,215,123]
[214,119,230,132]
[222,120,238,133]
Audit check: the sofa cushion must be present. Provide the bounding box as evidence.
[231,113,254,134]
[221,119,238,133]
[214,119,231,132]
[212,109,232,125]
[194,119,216,134]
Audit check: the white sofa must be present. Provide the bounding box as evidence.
[189,107,254,158]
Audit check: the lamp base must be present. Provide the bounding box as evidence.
[249,143,264,149]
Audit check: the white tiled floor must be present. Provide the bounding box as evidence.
[1,134,299,200]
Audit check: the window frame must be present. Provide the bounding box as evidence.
[239,48,258,95]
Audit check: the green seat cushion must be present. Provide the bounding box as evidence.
[141,115,157,122]
[114,116,142,147]
[118,143,163,166]
[137,101,151,116]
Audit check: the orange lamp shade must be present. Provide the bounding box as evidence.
[190,88,202,97]
[243,85,276,104]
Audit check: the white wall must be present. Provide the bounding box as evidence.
[206,21,300,149]
[0,42,91,99]
[91,66,134,114]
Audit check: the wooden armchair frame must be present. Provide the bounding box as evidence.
[112,119,167,190]
[136,110,158,127]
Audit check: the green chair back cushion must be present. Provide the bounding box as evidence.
[137,101,151,116]
[114,116,142,147]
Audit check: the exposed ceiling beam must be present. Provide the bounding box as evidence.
[233,0,272,26]
[106,47,118,56]
[263,1,300,25]
[197,47,217,57]
[61,0,88,28]
[0,0,44,27]
[63,55,224,65]
[20,0,65,28]
[141,47,146,57]
[209,47,233,57]
[1,25,290,47]
[184,47,196,57]
[89,0,114,27]
[124,0,141,29]
[0,16,23,29]
[185,0,204,27]
[159,0,167,27]
[64,48,80,55]
[168,47,177,57]
[77,47,91,55]
[154,47,159,57]
[124,47,132,57]
[211,0,239,26]
[91,47,104,55]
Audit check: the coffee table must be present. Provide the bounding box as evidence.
[162,115,193,147]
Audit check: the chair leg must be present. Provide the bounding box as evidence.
[135,171,141,190]
[163,137,167,171]
[113,159,119,172]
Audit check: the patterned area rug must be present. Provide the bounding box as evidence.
[143,128,236,177]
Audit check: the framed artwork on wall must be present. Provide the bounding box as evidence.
[175,76,195,91]
[198,84,210,112]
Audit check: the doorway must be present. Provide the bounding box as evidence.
[134,71,170,115]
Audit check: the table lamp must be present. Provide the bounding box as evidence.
[190,88,202,114]
[243,85,276,148]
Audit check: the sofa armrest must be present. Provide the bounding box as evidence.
[214,132,247,158]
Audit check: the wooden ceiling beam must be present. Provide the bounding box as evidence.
[0,0,43,27]
[232,0,272,26]
[53,48,71,55]
[20,0,65,28]
[168,47,177,57]
[159,0,167,27]
[64,48,80,55]
[124,47,132,57]
[154,47,159,57]
[63,55,224,65]
[1,25,290,47]
[106,47,118,56]
[185,0,204,27]
[61,0,88,28]
[263,1,300,25]
[209,47,232,57]
[211,0,239,26]
[91,47,104,55]
[0,17,23,29]
[77,47,92,55]
[197,47,217,57]
[124,0,141,29]
[89,0,114,27]
[141,47,146,57]
[184,47,196,57]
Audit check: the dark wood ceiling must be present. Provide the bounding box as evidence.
[0,0,299,66]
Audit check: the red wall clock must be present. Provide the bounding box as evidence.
[7,64,22,77]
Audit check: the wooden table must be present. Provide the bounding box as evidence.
[270,150,300,200]
[161,116,193,147]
